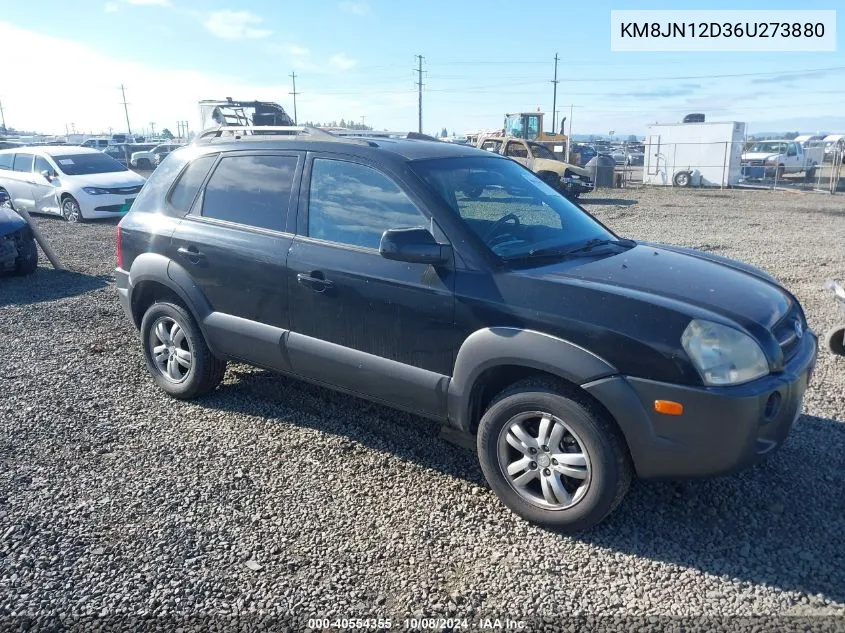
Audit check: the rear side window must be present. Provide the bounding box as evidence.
[200,154,297,232]
[13,154,33,172]
[505,142,528,159]
[168,154,217,213]
[0,153,12,170]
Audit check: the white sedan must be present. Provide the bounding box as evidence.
[0,146,146,222]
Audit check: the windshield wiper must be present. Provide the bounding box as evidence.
[563,237,636,255]
[501,238,635,264]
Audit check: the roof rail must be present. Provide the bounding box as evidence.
[194,125,375,146]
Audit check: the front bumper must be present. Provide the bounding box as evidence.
[584,331,818,479]
[77,192,137,219]
[741,164,777,179]
[560,176,594,195]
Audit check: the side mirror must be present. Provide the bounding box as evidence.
[379,227,451,265]
[41,169,55,182]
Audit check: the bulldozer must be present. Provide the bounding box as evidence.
[501,111,572,161]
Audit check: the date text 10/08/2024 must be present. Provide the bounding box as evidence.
[307,618,527,630]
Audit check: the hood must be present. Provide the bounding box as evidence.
[742,152,781,161]
[62,171,146,188]
[0,206,26,236]
[534,158,590,178]
[517,243,791,329]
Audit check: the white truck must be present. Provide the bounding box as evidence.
[741,139,822,180]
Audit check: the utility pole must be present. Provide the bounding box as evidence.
[183,120,189,140]
[150,122,156,138]
[0,99,5,132]
[415,55,424,134]
[119,84,132,135]
[566,104,574,160]
[551,53,559,136]
[289,72,300,125]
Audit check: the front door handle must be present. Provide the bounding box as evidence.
[297,272,334,293]
[177,245,204,263]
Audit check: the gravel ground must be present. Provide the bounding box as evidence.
[1,187,845,632]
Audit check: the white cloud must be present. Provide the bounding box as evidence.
[204,10,272,40]
[0,22,418,136]
[286,44,310,57]
[329,53,357,71]
[127,0,171,5]
[339,2,370,15]
[104,2,119,12]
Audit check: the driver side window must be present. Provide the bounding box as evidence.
[787,144,797,156]
[307,159,426,250]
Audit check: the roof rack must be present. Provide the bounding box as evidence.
[194,125,376,146]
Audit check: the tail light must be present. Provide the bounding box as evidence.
[116,222,124,269]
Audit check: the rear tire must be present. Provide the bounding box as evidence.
[140,301,226,399]
[477,378,632,532]
[673,171,691,187]
[826,326,845,356]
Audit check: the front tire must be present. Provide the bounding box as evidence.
[673,170,691,187]
[140,301,226,399]
[15,235,38,276]
[477,379,632,532]
[61,196,83,223]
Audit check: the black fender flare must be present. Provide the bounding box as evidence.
[127,252,213,330]
[446,327,617,431]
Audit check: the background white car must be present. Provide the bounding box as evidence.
[0,146,146,223]
[130,143,182,170]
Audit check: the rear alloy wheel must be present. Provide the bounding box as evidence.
[61,196,83,223]
[477,380,632,532]
[140,301,226,399]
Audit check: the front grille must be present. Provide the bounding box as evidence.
[102,185,142,195]
[772,303,805,362]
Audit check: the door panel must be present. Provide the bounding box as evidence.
[32,156,60,214]
[285,155,457,417]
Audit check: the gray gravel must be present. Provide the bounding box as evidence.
[1,186,844,631]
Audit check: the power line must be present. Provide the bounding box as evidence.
[289,72,300,125]
[551,53,559,135]
[416,54,424,134]
[120,84,132,135]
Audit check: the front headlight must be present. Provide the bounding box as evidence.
[83,187,110,195]
[681,319,769,386]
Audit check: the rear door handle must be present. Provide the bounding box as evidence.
[297,272,334,292]
[177,245,204,263]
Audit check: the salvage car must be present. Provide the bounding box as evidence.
[477,135,593,199]
[115,127,818,532]
[0,146,146,223]
[0,189,37,276]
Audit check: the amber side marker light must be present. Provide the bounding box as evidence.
[654,400,684,416]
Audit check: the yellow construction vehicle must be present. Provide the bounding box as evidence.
[501,111,575,162]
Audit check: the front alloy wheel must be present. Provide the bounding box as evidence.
[61,197,82,222]
[497,411,590,510]
[477,379,632,532]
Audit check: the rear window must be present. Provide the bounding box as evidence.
[124,148,200,215]
[200,154,298,232]
[0,153,12,170]
[13,153,34,172]
[168,154,217,212]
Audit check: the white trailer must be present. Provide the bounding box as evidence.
[643,121,746,187]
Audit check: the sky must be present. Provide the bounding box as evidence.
[0,0,843,138]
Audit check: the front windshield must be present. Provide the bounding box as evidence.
[747,141,787,154]
[51,153,129,175]
[410,156,615,260]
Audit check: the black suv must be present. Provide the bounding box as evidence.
[115,128,818,532]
